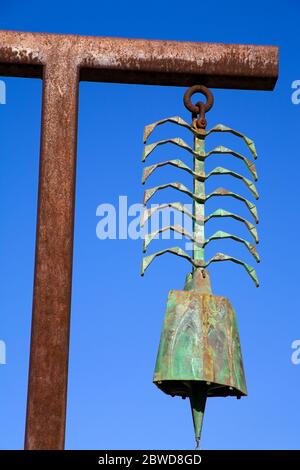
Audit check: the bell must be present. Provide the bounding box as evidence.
[153,268,247,447]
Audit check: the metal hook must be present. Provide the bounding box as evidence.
[183,85,214,129]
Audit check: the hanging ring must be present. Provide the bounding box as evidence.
[183,85,214,129]
[183,85,214,114]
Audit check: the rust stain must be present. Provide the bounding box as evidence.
[0,30,278,89]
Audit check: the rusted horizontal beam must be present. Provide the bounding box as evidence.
[0,30,278,89]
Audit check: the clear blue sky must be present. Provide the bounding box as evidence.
[0,0,299,450]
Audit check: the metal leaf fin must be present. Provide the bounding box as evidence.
[204,230,260,262]
[205,252,259,287]
[143,138,199,162]
[205,146,257,180]
[141,247,196,276]
[143,116,193,143]
[206,124,257,160]
[142,159,194,184]
[205,209,258,243]
[144,183,204,205]
[206,188,258,224]
[143,225,195,252]
[206,166,259,199]
[141,203,195,228]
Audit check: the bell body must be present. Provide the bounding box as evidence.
[153,270,247,399]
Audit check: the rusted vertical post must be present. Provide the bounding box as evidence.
[24,59,79,450]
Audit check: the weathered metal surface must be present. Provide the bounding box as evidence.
[144,116,193,142]
[143,225,195,252]
[207,125,258,159]
[142,159,197,183]
[24,59,79,450]
[153,273,247,397]
[204,231,260,262]
[206,188,258,223]
[153,270,247,444]
[0,30,278,89]
[190,381,207,448]
[205,209,258,243]
[141,247,196,275]
[144,182,204,205]
[206,167,259,199]
[184,85,214,129]
[141,104,260,285]
[193,135,206,262]
[184,85,214,114]
[206,253,259,287]
[143,138,197,161]
[205,146,257,180]
[141,203,196,227]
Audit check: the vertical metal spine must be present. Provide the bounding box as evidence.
[193,135,206,265]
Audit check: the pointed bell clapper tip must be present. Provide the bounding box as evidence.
[189,381,207,449]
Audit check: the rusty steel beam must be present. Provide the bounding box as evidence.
[0,30,278,89]
[0,30,278,450]
[24,60,79,450]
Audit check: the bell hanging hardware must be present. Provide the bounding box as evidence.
[141,85,260,448]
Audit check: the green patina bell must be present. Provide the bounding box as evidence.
[153,268,247,447]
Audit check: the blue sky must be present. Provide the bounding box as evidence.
[0,0,299,450]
